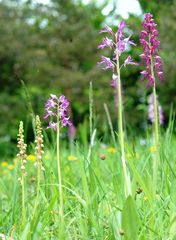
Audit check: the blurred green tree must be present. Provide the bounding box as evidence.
[0,0,110,158]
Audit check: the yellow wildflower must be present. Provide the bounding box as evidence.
[27,154,36,162]
[149,146,156,153]
[67,155,77,161]
[107,147,116,153]
[1,161,8,167]
[8,164,14,170]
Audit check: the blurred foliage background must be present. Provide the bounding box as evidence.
[0,0,175,159]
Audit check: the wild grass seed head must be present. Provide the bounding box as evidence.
[17,121,27,181]
[35,115,45,171]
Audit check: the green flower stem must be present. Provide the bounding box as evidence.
[37,164,41,203]
[116,53,131,197]
[57,116,64,238]
[21,175,26,225]
[151,58,159,196]
[153,83,159,145]
[89,81,93,138]
[34,161,41,214]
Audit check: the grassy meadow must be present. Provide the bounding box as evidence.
[0,110,176,239]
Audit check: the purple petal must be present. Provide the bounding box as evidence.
[47,122,57,130]
[98,37,113,49]
[123,36,137,46]
[45,99,56,109]
[124,56,138,67]
[44,110,55,119]
[99,25,113,35]
[59,95,66,103]
[97,56,114,70]
[61,117,72,127]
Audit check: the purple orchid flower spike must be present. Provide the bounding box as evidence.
[44,94,72,130]
[98,20,138,197]
[140,13,164,87]
[97,21,138,86]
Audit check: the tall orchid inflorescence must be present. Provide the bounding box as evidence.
[98,22,138,197]
[140,13,163,87]
[44,94,72,130]
[97,22,138,88]
[140,13,163,195]
[44,94,71,237]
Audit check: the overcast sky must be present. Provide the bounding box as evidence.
[34,0,142,19]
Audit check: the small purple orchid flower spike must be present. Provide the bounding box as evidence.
[44,94,72,130]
